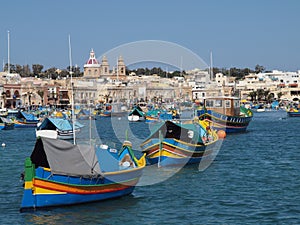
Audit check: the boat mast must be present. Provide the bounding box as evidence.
[69,35,76,145]
[117,57,119,83]
[210,51,213,82]
[158,130,162,168]
[7,30,10,74]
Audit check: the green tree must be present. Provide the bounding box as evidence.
[37,90,44,105]
[277,92,283,100]
[263,90,270,102]
[267,93,274,103]
[257,89,265,101]
[45,67,58,79]
[248,91,257,101]
[22,64,31,77]
[32,64,44,75]
[59,69,69,77]
[15,64,22,74]
[255,64,265,74]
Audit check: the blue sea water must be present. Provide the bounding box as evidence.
[0,110,300,224]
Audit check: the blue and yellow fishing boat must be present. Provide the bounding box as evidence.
[20,137,145,212]
[140,120,222,167]
[145,109,180,123]
[0,116,14,130]
[196,96,253,133]
[287,107,300,117]
[14,111,40,128]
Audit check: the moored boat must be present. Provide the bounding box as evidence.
[20,137,146,212]
[128,105,145,122]
[145,109,180,122]
[13,111,40,128]
[36,117,84,140]
[196,96,253,133]
[140,120,222,167]
[0,116,14,130]
[287,107,300,117]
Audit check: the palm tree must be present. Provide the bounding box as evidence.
[37,90,44,106]
[263,90,270,102]
[1,92,7,108]
[277,92,283,100]
[248,91,257,102]
[257,89,265,101]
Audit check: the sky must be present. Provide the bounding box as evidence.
[0,0,300,72]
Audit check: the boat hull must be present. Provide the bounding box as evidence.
[287,111,300,117]
[0,123,14,130]
[197,109,252,133]
[128,115,140,122]
[14,120,39,128]
[141,138,220,166]
[20,163,143,211]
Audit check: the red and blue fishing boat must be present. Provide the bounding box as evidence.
[196,96,253,133]
[20,137,145,212]
[140,120,222,167]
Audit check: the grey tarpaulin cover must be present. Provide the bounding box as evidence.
[31,137,101,176]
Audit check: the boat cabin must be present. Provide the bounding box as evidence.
[203,96,240,116]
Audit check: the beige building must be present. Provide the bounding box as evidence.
[83,49,126,81]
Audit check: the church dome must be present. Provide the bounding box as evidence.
[85,49,100,66]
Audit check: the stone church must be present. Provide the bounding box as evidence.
[83,49,126,81]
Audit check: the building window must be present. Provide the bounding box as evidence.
[225,100,231,108]
[215,100,222,107]
[234,100,240,108]
[206,100,214,107]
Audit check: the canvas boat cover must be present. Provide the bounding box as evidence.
[38,117,84,131]
[30,137,101,176]
[144,120,204,143]
[128,108,144,117]
[18,111,38,121]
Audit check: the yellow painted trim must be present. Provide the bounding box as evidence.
[174,139,204,147]
[151,150,184,158]
[34,186,66,195]
[102,163,145,176]
[24,181,33,189]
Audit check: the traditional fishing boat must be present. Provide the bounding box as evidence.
[128,105,145,122]
[287,107,300,117]
[140,120,222,167]
[20,137,146,212]
[145,109,180,123]
[13,111,40,128]
[0,116,14,130]
[76,109,96,120]
[36,117,84,140]
[196,96,253,133]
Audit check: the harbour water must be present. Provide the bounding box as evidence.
[0,110,300,224]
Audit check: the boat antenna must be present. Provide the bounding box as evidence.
[69,35,76,145]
